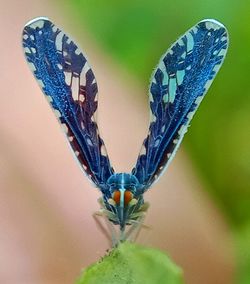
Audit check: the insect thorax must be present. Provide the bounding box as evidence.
[100,173,146,228]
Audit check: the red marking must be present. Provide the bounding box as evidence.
[124,191,133,206]
[113,190,121,205]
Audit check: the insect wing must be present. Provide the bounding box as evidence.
[22,18,114,188]
[132,19,229,190]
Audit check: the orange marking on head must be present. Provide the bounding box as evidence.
[113,190,121,205]
[124,191,133,206]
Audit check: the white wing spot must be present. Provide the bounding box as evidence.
[162,68,169,85]
[186,110,195,120]
[55,32,63,51]
[213,63,220,73]
[154,139,160,147]
[61,123,69,133]
[149,91,154,103]
[186,32,194,52]
[169,78,177,103]
[193,27,198,33]
[151,77,156,84]
[158,60,166,72]
[173,139,179,144]
[205,21,220,30]
[46,95,53,103]
[204,79,212,91]
[80,121,85,130]
[28,20,45,29]
[24,47,31,54]
[178,124,188,136]
[177,38,184,46]
[71,76,79,101]
[54,109,61,118]
[79,94,85,102]
[87,138,93,146]
[57,64,63,70]
[37,79,45,88]
[181,51,187,60]
[218,49,226,56]
[82,63,90,77]
[101,145,108,156]
[78,64,90,88]
[75,48,81,55]
[151,114,157,122]
[64,72,71,86]
[195,96,203,105]
[176,69,185,85]
[163,94,168,103]
[28,62,36,72]
[140,144,147,156]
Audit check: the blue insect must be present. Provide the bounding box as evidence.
[22,17,228,244]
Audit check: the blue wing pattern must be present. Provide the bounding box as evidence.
[22,18,114,189]
[132,19,228,190]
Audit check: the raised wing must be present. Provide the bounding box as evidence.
[132,19,228,190]
[22,17,114,189]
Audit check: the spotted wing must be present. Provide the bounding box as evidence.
[132,19,228,191]
[22,17,114,189]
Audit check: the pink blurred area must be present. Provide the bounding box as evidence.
[0,1,235,283]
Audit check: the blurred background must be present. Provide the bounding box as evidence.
[0,0,249,283]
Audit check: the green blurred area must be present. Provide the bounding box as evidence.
[61,0,250,282]
[76,242,183,284]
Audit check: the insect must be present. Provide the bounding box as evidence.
[22,17,228,244]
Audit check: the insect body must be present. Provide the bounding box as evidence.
[22,17,228,242]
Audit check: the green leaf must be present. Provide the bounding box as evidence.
[76,242,184,284]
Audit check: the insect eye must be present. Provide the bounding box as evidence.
[124,191,133,206]
[112,190,121,205]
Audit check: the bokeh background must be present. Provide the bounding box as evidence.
[0,0,249,283]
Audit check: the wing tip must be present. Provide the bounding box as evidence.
[24,17,50,29]
[198,19,228,32]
